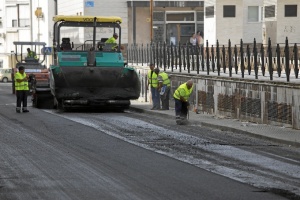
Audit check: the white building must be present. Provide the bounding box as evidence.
[0,0,300,69]
[205,0,278,46]
[0,0,55,69]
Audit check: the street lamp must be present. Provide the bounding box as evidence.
[35,7,43,42]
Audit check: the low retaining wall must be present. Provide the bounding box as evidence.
[169,73,300,129]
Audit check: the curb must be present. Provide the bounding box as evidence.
[129,106,300,147]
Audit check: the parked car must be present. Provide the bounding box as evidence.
[0,68,12,82]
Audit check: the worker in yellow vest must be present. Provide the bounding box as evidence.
[27,48,38,60]
[147,64,160,110]
[15,66,29,113]
[154,68,170,110]
[173,80,194,120]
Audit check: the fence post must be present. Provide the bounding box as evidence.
[131,44,135,64]
[222,45,226,73]
[156,42,159,67]
[294,43,299,78]
[127,44,129,64]
[183,44,186,71]
[159,42,163,68]
[240,39,245,78]
[253,38,258,79]
[191,46,195,71]
[196,45,200,74]
[175,45,178,70]
[141,44,144,66]
[217,40,220,76]
[146,43,149,64]
[234,44,238,74]
[201,43,205,71]
[167,44,170,69]
[137,44,140,66]
[276,43,281,77]
[284,37,290,82]
[268,38,273,80]
[187,43,190,73]
[171,43,174,72]
[163,42,167,71]
[212,45,215,72]
[206,40,210,75]
[145,74,148,102]
[149,42,154,64]
[246,44,251,75]
[179,42,182,73]
[133,44,136,65]
[261,44,265,76]
[228,39,232,77]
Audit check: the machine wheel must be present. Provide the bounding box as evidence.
[2,77,8,83]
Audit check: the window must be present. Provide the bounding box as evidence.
[205,6,214,18]
[12,20,17,27]
[197,11,204,21]
[248,6,259,22]
[19,19,30,27]
[285,5,297,17]
[265,5,275,18]
[223,5,235,17]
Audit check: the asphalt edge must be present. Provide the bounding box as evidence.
[129,106,300,147]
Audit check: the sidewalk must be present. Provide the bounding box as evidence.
[129,100,300,147]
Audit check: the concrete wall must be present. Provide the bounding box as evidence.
[169,73,300,129]
[277,0,300,44]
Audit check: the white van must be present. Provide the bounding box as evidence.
[0,69,12,82]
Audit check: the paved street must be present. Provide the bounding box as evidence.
[1,83,300,199]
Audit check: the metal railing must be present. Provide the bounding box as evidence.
[126,37,299,83]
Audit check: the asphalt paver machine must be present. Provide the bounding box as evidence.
[46,15,140,111]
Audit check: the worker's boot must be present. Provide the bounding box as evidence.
[16,107,21,113]
[22,107,29,113]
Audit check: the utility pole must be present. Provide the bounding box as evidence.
[150,0,153,42]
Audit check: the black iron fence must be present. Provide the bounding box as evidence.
[126,37,299,83]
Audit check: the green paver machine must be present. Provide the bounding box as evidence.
[48,15,140,110]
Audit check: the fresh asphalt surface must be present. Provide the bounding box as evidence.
[0,83,295,200]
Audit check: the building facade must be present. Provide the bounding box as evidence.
[0,0,300,69]
[0,0,56,70]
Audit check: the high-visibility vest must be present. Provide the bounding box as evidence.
[15,72,29,91]
[173,83,193,101]
[159,72,170,87]
[105,37,117,49]
[147,70,158,88]
[27,51,37,59]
